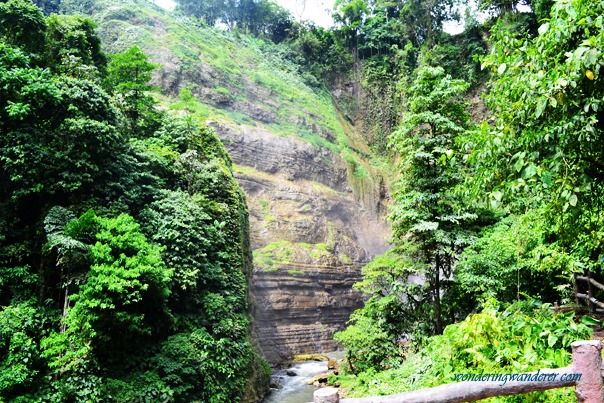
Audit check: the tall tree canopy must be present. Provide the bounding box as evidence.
[470,0,604,272]
[174,0,294,42]
[388,66,476,335]
[0,1,267,401]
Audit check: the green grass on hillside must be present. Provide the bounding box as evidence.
[65,0,392,200]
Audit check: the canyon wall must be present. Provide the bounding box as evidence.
[83,0,392,365]
[210,121,390,364]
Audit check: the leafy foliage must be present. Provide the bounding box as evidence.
[337,301,591,402]
[337,1,604,402]
[467,0,604,273]
[453,209,576,313]
[174,0,294,43]
[104,46,160,136]
[45,13,107,75]
[0,301,45,399]
[387,66,478,334]
[0,0,46,54]
[0,2,267,401]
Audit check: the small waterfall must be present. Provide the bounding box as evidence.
[263,360,326,403]
[262,351,346,403]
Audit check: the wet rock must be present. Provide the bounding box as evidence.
[328,358,340,375]
[307,373,329,386]
[292,354,329,362]
[286,370,297,377]
[269,376,283,389]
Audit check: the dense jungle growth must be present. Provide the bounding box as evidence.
[1,0,603,401]
[0,0,268,401]
[327,0,604,401]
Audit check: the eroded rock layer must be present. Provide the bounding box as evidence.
[252,265,365,364]
[209,121,390,364]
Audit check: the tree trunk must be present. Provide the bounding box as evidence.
[434,254,443,334]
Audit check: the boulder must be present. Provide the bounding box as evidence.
[307,373,329,386]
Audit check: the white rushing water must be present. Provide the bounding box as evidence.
[263,351,346,403]
[263,360,326,403]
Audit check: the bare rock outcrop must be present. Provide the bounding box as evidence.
[209,122,391,364]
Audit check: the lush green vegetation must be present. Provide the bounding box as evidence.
[337,300,592,401]
[3,0,604,401]
[332,0,604,401]
[0,1,267,401]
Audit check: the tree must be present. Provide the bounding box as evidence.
[32,0,60,14]
[0,0,46,55]
[0,4,268,401]
[333,0,369,58]
[452,209,574,317]
[104,46,159,136]
[528,0,555,21]
[252,0,293,42]
[478,0,529,15]
[397,0,457,47]
[174,0,293,41]
[45,14,107,77]
[0,61,120,201]
[469,0,604,274]
[334,251,425,373]
[176,0,224,26]
[388,66,476,334]
[41,212,172,376]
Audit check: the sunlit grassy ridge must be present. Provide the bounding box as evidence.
[70,0,350,149]
[64,0,393,206]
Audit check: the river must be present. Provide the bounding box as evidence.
[263,351,345,403]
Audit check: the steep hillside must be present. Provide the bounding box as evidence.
[61,0,392,364]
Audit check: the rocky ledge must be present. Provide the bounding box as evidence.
[253,265,365,364]
[206,121,390,365]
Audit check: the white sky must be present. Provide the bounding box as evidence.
[274,0,333,28]
[151,0,529,34]
[153,0,176,11]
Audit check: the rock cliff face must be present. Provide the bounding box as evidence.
[85,0,392,365]
[210,121,390,364]
[252,265,364,364]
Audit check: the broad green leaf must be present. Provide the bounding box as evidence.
[541,171,552,187]
[581,315,603,327]
[535,98,547,118]
[547,334,558,347]
[587,49,597,66]
[569,194,578,206]
[549,97,557,108]
[522,164,537,179]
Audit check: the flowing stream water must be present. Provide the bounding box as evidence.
[262,351,345,403]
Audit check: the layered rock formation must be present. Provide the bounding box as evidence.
[85,0,392,366]
[209,120,390,363]
[252,265,364,364]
